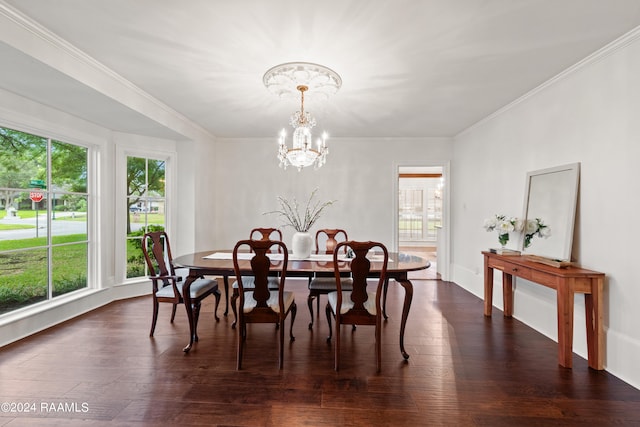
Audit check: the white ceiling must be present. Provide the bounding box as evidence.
[1,0,640,140]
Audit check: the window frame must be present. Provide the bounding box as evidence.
[116,146,176,285]
[0,124,97,317]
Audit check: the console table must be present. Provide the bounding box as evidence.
[482,251,605,370]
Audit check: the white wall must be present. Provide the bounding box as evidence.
[211,137,452,249]
[451,30,640,388]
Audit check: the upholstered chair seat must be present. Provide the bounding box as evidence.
[156,278,217,299]
[328,290,377,315]
[243,290,295,314]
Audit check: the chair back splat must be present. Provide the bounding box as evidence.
[230,228,283,328]
[233,238,297,370]
[307,229,350,329]
[326,240,388,372]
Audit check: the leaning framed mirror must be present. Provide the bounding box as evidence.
[520,163,580,262]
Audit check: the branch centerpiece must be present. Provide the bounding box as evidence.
[264,189,335,258]
[264,188,335,232]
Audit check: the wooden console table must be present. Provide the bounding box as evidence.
[482,251,605,370]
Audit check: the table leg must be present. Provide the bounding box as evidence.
[502,273,514,317]
[556,279,575,368]
[484,258,493,317]
[585,277,604,370]
[395,278,414,360]
[182,271,198,353]
[382,277,390,320]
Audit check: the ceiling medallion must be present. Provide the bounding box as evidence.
[263,62,341,171]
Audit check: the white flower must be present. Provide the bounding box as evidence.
[484,214,522,246]
[497,219,515,234]
[540,225,551,238]
[483,217,498,231]
[513,218,525,232]
[525,219,539,234]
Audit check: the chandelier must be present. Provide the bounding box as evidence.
[263,62,341,171]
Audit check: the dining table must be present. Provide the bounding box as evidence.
[173,250,430,358]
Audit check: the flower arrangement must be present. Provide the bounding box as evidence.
[523,218,551,248]
[483,214,523,247]
[264,188,335,233]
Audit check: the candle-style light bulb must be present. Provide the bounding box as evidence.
[279,128,286,145]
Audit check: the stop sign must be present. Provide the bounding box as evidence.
[29,191,44,203]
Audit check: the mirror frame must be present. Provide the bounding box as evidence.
[520,162,580,261]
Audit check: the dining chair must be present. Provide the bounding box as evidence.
[230,228,282,328]
[233,238,296,369]
[325,240,388,371]
[307,229,352,329]
[142,231,221,340]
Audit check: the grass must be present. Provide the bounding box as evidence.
[0,210,160,314]
[1,210,37,220]
[0,234,87,251]
[0,224,35,230]
[0,234,89,314]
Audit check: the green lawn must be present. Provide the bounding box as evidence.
[1,210,37,220]
[0,234,90,314]
[0,211,159,313]
[0,223,35,230]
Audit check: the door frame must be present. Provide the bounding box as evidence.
[392,161,450,281]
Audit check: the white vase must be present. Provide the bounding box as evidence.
[291,231,313,259]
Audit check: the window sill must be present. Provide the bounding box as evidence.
[0,287,107,328]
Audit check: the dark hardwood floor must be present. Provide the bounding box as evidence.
[1,277,639,426]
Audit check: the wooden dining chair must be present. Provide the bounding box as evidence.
[233,238,296,369]
[142,231,221,340]
[231,228,282,328]
[325,240,388,371]
[307,229,351,329]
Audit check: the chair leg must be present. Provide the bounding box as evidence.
[237,319,244,370]
[230,290,239,329]
[170,303,177,323]
[192,302,201,342]
[150,299,159,337]
[290,302,297,342]
[382,278,390,320]
[325,303,333,342]
[213,288,221,322]
[307,294,315,329]
[279,317,285,370]
[376,318,382,372]
[335,317,341,371]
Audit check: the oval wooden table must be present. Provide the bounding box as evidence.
[174,250,430,358]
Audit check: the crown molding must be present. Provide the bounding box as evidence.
[0,1,214,142]
[457,25,640,138]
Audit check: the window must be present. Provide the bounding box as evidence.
[125,156,166,279]
[0,127,89,315]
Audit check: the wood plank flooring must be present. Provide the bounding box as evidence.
[1,277,639,426]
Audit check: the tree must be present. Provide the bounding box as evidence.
[126,157,165,234]
[0,128,46,211]
[51,141,88,193]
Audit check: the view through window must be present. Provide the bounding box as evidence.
[0,127,89,315]
[125,156,166,279]
[398,172,442,243]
